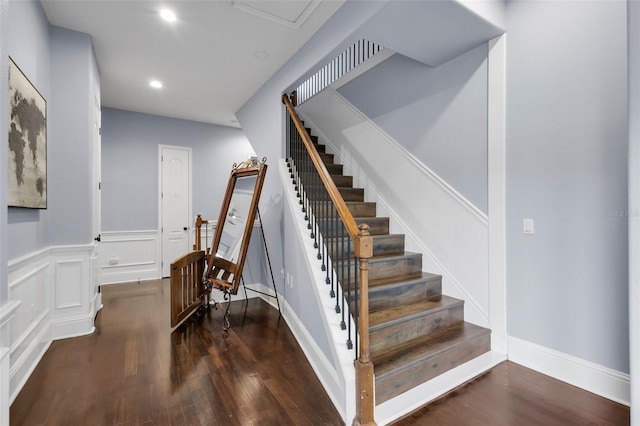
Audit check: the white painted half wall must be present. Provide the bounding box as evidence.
[100,230,161,284]
[7,243,99,404]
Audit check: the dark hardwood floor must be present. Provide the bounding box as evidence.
[10,280,341,425]
[394,361,629,426]
[11,279,630,426]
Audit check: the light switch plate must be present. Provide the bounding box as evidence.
[523,218,535,234]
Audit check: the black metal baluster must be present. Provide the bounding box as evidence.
[336,219,343,316]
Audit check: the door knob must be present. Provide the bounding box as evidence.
[183,227,188,231]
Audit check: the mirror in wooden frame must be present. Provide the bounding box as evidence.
[204,158,267,295]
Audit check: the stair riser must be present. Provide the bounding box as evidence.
[312,202,376,218]
[370,305,464,355]
[336,254,422,284]
[300,173,351,187]
[375,332,491,404]
[368,278,441,312]
[288,154,342,174]
[317,217,389,237]
[324,164,343,175]
[319,153,334,164]
[326,234,405,258]
[370,255,421,281]
[305,187,364,202]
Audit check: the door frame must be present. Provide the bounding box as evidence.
[628,2,639,422]
[158,144,193,277]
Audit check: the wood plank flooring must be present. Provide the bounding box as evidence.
[10,280,341,425]
[11,279,630,425]
[394,361,629,426]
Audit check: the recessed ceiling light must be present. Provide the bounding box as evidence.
[160,8,176,22]
[149,80,163,89]
[254,50,269,60]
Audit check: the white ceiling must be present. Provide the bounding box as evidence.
[41,0,344,127]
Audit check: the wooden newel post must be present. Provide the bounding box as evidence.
[353,224,377,426]
[194,214,203,251]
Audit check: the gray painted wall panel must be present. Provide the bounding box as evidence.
[101,108,253,232]
[7,0,50,259]
[47,26,95,246]
[506,1,628,372]
[338,45,489,213]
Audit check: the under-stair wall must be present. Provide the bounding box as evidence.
[298,88,491,329]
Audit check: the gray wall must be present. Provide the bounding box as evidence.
[338,45,489,213]
[6,1,99,259]
[101,108,253,232]
[7,0,51,259]
[47,26,98,246]
[506,1,628,372]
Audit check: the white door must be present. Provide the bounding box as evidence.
[160,146,191,277]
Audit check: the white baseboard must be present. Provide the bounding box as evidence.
[508,336,630,406]
[50,313,95,340]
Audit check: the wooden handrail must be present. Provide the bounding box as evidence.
[281,93,367,252]
[282,92,375,425]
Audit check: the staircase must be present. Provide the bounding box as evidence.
[305,125,491,405]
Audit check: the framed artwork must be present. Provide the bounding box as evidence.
[8,57,47,209]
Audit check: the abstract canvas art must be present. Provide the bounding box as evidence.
[8,57,47,209]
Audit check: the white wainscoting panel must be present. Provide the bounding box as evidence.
[7,244,96,404]
[55,260,83,309]
[0,300,21,426]
[100,230,160,284]
[298,89,490,327]
[49,245,95,340]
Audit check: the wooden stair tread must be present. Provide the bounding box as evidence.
[369,295,463,330]
[369,251,421,262]
[373,322,491,380]
[369,271,440,288]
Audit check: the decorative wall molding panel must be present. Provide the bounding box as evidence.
[0,300,21,426]
[99,230,160,284]
[7,243,98,404]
